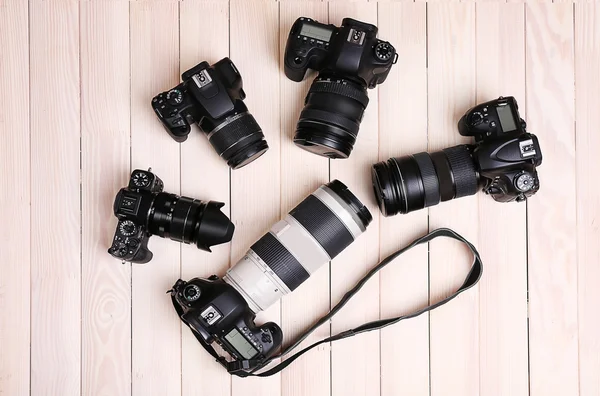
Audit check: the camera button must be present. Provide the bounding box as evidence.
[293,57,304,65]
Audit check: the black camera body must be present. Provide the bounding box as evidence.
[284,17,396,159]
[284,17,397,88]
[108,169,234,264]
[459,96,542,202]
[152,58,268,169]
[171,278,283,363]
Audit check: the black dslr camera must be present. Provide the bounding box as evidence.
[108,169,235,263]
[284,17,397,159]
[372,97,543,215]
[152,58,268,169]
[170,278,283,366]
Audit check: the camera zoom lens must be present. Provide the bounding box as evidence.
[148,192,235,251]
[224,180,372,313]
[294,76,369,159]
[205,102,269,170]
[372,145,479,216]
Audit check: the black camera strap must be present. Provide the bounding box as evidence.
[176,228,483,378]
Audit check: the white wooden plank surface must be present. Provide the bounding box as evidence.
[525,4,578,396]
[179,2,233,395]
[1,2,599,396]
[377,4,430,396]
[575,5,600,396]
[327,4,380,396]
[427,4,479,396]
[80,2,132,395]
[279,3,331,396]
[476,4,529,396]
[29,1,81,395]
[0,1,30,395]
[130,3,182,395]
[230,1,281,395]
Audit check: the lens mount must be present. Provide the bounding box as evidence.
[294,76,369,159]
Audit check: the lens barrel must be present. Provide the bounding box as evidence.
[148,192,235,251]
[294,76,369,159]
[223,180,371,313]
[372,145,479,216]
[206,110,269,170]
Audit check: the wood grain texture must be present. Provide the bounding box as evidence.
[377,4,429,396]
[130,3,182,395]
[575,5,600,396]
[230,1,281,395]
[179,2,232,395]
[327,4,380,396]
[427,4,479,396]
[29,1,81,395]
[279,3,331,396]
[80,2,132,395]
[525,4,578,396]
[0,1,30,395]
[475,4,529,396]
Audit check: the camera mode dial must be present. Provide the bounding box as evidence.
[132,172,150,188]
[166,89,183,106]
[515,172,535,192]
[183,284,201,302]
[374,42,393,62]
[119,220,138,237]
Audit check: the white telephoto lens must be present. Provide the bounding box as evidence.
[223,180,372,313]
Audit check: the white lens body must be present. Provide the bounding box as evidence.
[223,184,367,313]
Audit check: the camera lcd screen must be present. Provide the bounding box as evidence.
[224,329,258,359]
[496,105,517,132]
[300,24,333,42]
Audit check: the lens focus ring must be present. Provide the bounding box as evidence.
[308,80,369,108]
[442,145,479,198]
[412,153,441,208]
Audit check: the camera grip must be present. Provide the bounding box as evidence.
[108,220,153,264]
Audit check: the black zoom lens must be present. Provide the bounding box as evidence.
[294,76,369,159]
[147,192,235,251]
[372,145,480,216]
[206,109,269,170]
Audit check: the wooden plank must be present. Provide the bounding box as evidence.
[229,1,281,395]
[327,4,380,396]
[80,2,131,395]
[179,1,232,395]
[0,1,30,395]
[575,5,600,395]
[130,2,182,395]
[475,4,528,396]
[279,3,330,396]
[525,3,578,396]
[427,4,479,396]
[29,1,81,395]
[377,4,429,396]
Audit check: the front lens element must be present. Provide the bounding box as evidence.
[372,145,479,216]
[294,76,369,159]
[223,180,371,313]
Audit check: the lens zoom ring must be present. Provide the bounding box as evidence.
[289,195,354,259]
[442,145,479,198]
[251,232,309,291]
[412,153,441,208]
[208,113,263,156]
[309,80,369,108]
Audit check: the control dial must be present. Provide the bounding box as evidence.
[183,284,201,302]
[132,172,150,188]
[374,42,394,62]
[166,89,183,106]
[515,173,535,192]
[119,220,138,237]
